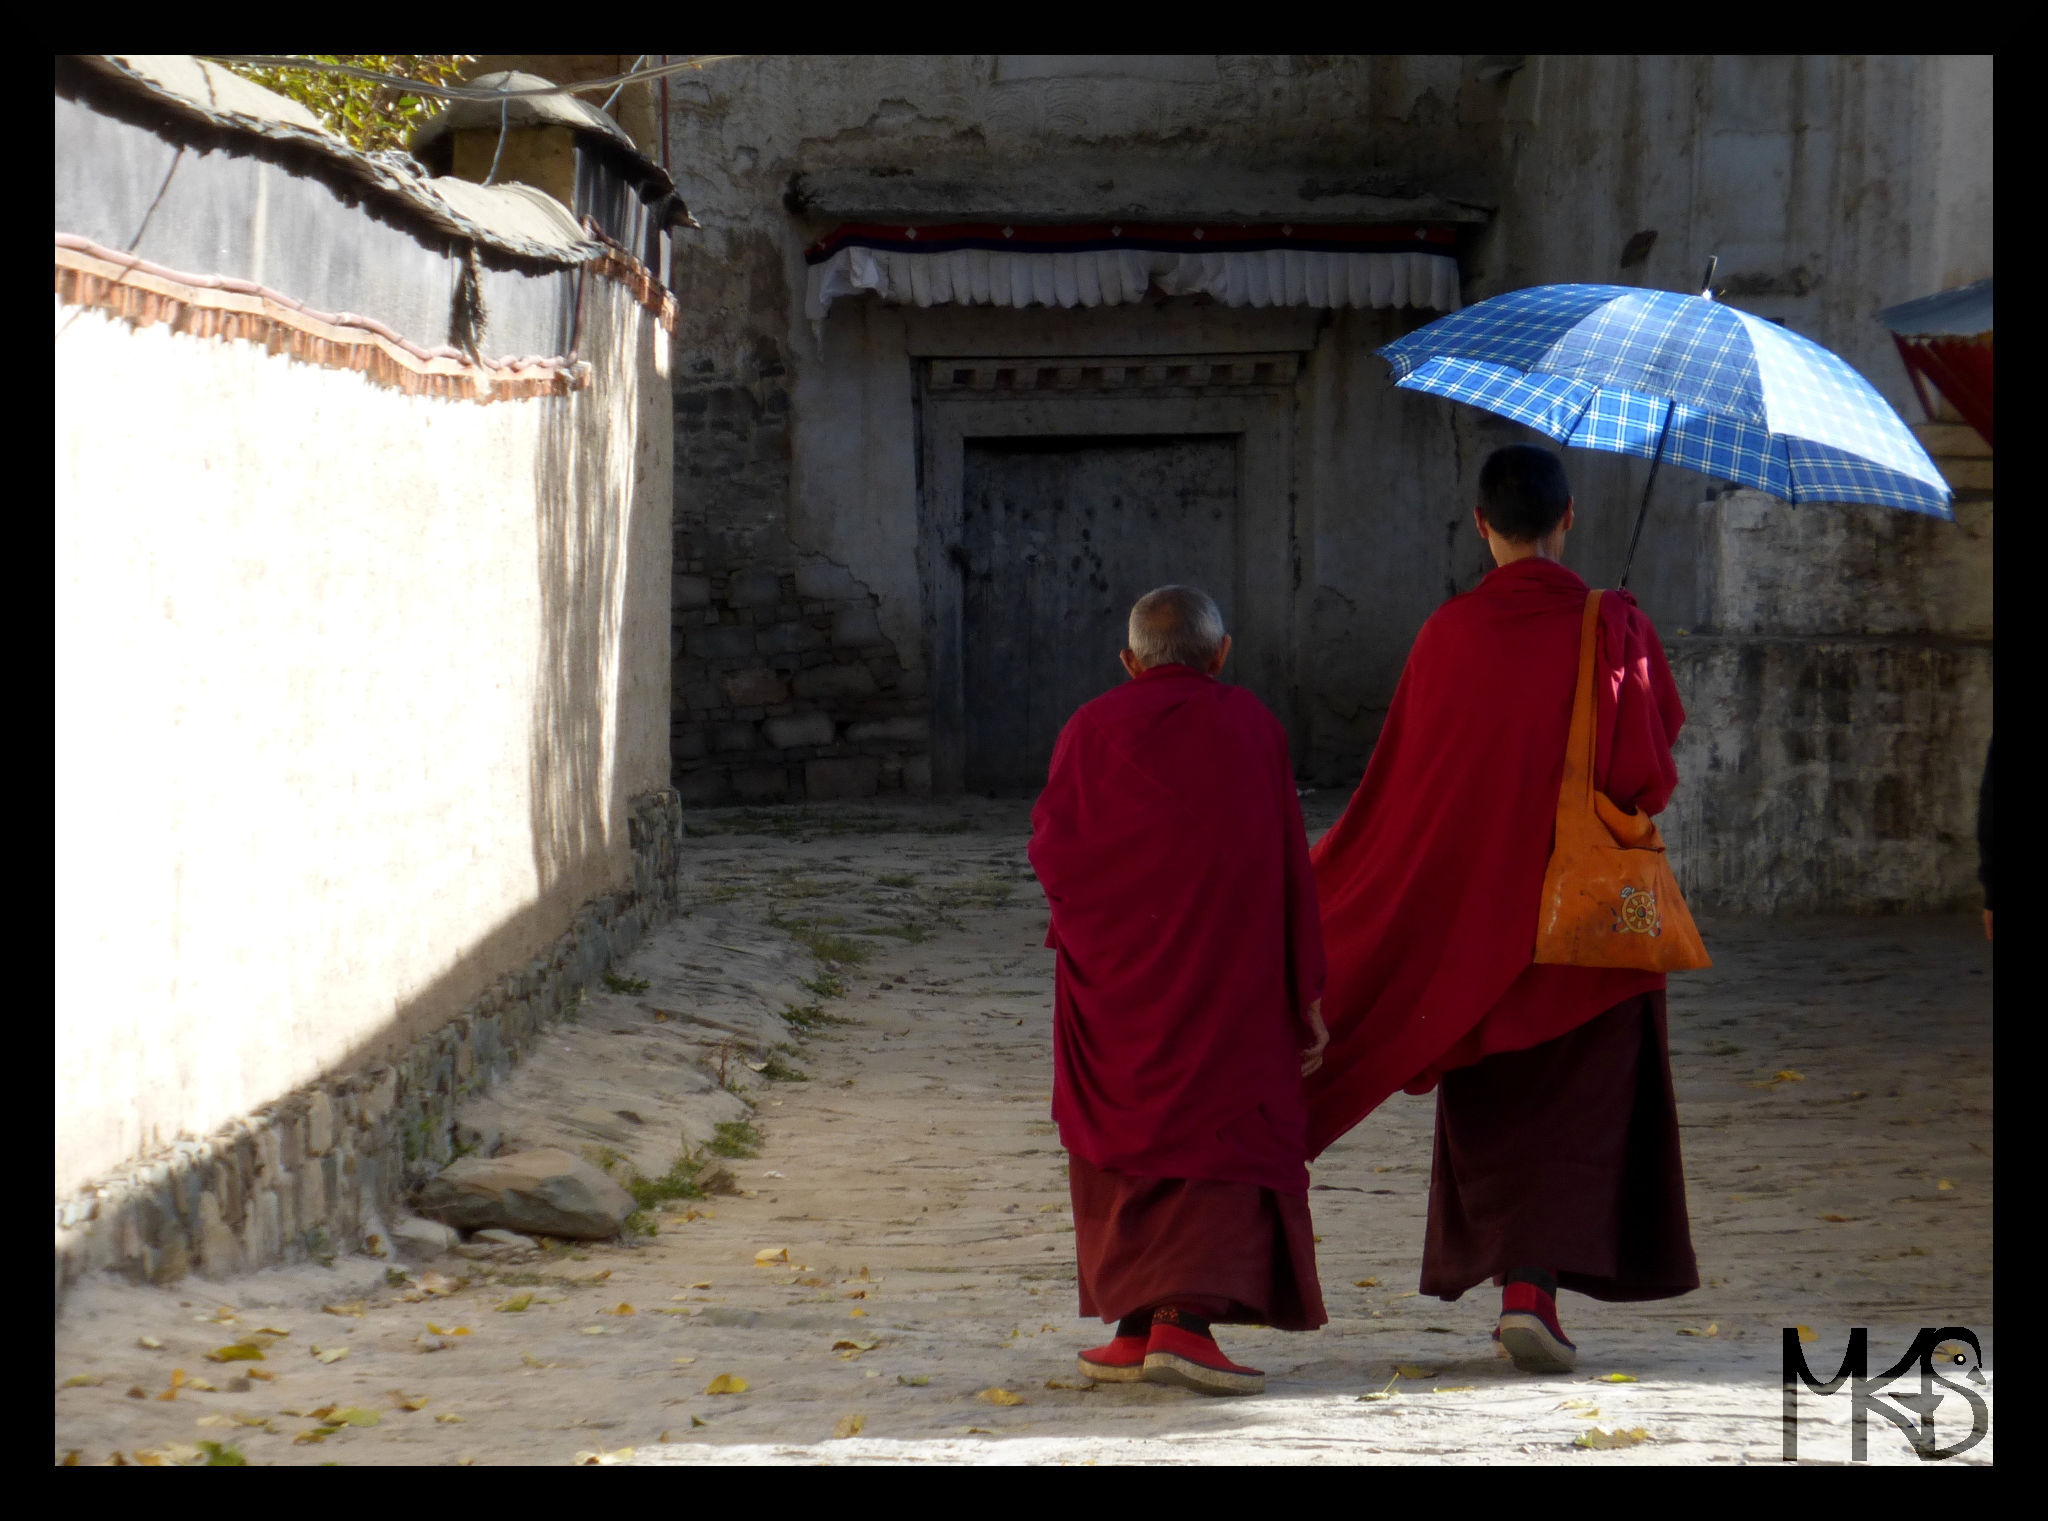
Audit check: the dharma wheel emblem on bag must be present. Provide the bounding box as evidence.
[1613,885,1662,937]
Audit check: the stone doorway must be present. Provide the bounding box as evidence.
[918,354,1300,796]
[959,434,1240,794]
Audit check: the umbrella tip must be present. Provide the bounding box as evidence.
[1700,255,1718,300]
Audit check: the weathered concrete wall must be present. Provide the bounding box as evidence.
[1662,491,1992,913]
[54,69,676,1233]
[646,54,1988,904]
[54,792,683,1302]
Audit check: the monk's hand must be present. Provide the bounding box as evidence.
[1300,998,1330,1077]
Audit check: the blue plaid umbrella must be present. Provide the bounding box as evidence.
[1378,265,1953,585]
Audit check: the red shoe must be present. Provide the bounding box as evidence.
[1077,1334,1148,1383]
[1496,1282,1578,1373]
[1142,1322,1266,1396]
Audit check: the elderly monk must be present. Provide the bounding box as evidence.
[1305,445,1699,1375]
[1029,585,1330,1396]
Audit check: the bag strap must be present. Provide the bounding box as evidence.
[1555,590,1602,829]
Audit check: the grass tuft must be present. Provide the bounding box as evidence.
[602,970,651,995]
[783,1002,854,1035]
[759,1054,809,1082]
[706,1120,762,1158]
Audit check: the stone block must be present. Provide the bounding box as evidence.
[732,766,791,801]
[806,756,882,800]
[793,664,878,701]
[795,558,863,600]
[720,667,789,706]
[673,573,712,609]
[765,712,835,749]
[196,1191,242,1278]
[682,682,722,711]
[758,622,824,656]
[846,716,930,745]
[673,728,707,761]
[685,625,759,661]
[831,603,885,646]
[711,721,758,754]
[902,755,933,796]
[416,1148,634,1240]
[306,1091,334,1156]
[728,567,784,609]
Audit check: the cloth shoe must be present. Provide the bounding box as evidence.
[1495,1281,1577,1373]
[1077,1334,1149,1383]
[1142,1321,1266,1396]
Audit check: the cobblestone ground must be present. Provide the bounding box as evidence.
[53,800,1994,1466]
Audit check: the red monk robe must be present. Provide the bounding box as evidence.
[1030,662,1328,1332]
[1305,555,1698,1304]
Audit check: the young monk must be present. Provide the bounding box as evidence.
[1305,445,1699,1374]
[1030,585,1330,1396]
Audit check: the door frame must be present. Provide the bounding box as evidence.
[917,358,1300,796]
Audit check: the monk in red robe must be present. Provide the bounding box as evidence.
[1030,585,1330,1396]
[1305,445,1699,1375]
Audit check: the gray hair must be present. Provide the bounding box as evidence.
[1127,585,1227,670]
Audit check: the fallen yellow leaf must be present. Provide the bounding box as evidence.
[394,1395,429,1412]
[498,1294,533,1313]
[575,1448,635,1465]
[1937,1179,1955,1191]
[1394,1364,1435,1379]
[311,1346,349,1364]
[705,1374,749,1395]
[1594,1372,1637,1383]
[1677,1323,1719,1337]
[754,1247,789,1266]
[898,1374,930,1387]
[1575,1426,1650,1449]
[322,1302,366,1318]
[61,1373,105,1388]
[691,1415,709,1428]
[246,1369,275,1382]
[689,1281,713,1290]
[138,1336,163,1350]
[205,1344,265,1363]
[521,1353,558,1368]
[978,1387,1027,1406]
[1353,1277,1380,1288]
[1044,1378,1093,1391]
[324,1407,381,1428]
[673,1356,698,1366]
[831,1412,866,1439]
[604,1303,635,1316]
[435,1413,464,1424]
[850,1308,867,1318]
[833,1338,879,1352]
[1795,1326,1817,1343]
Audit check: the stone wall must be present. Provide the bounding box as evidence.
[1663,491,1992,914]
[670,556,931,803]
[54,791,683,1309]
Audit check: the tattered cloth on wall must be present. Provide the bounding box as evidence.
[803,222,1462,323]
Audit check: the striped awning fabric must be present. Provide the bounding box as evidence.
[802,222,1462,321]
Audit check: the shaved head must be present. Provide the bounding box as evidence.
[1128,585,1227,671]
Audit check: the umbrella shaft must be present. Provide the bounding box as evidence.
[1618,400,1676,591]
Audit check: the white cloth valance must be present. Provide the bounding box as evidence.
[804,245,1461,322]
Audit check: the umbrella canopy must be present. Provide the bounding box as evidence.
[1379,283,1954,526]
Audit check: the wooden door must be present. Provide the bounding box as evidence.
[959,434,1240,794]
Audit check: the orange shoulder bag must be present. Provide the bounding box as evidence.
[1532,591,1710,972]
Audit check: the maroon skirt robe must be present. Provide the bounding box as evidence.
[1030,662,1330,1331]
[1306,559,1699,1304]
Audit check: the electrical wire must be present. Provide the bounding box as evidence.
[199,54,739,104]
[602,56,647,112]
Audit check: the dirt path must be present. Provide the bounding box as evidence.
[54,800,1994,1466]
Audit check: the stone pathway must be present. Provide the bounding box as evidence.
[53,800,1994,1466]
